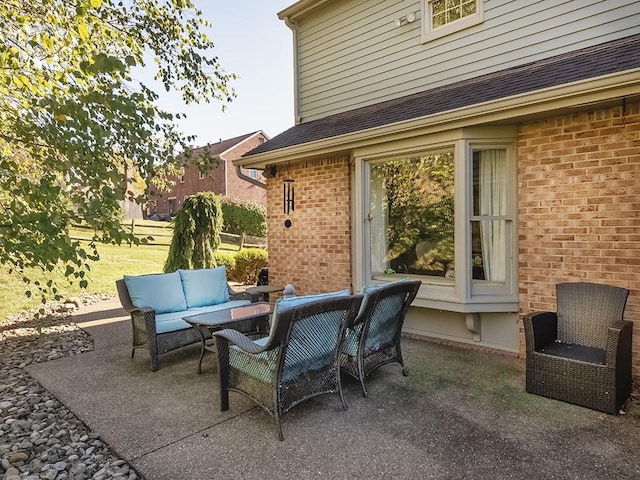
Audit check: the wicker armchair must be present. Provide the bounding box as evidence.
[340,280,421,397]
[213,295,363,441]
[523,282,631,414]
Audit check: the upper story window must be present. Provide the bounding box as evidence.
[198,170,205,180]
[248,169,259,179]
[422,0,483,43]
[179,167,185,183]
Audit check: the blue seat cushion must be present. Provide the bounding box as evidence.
[269,288,350,337]
[230,335,331,384]
[154,299,251,334]
[178,267,230,308]
[124,272,187,314]
[342,278,411,356]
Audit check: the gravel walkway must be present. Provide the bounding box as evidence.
[0,295,139,480]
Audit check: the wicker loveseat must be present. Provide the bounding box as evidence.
[213,290,363,440]
[523,282,631,414]
[116,266,255,371]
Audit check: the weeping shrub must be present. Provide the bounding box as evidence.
[163,192,223,272]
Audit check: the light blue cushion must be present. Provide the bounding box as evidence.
[154,299,251,334]
[124,272,187,314]
[178,267,229,308]
[270,288,351,337]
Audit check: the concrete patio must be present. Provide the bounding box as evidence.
[26,299,640,480]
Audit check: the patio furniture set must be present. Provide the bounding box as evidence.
[117,268,420,439]
[117,270,632,439]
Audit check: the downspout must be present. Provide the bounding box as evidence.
[283,15,302,125]
[235,165,266,189]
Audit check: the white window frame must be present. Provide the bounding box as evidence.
[198,170,205,180]
[248,169,259,179]
[179,168,185,183]
[352,127,517,313]
[421,0,484,43]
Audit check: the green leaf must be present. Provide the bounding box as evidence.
[78,22,89,41]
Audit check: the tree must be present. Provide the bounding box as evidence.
[163,192,223,272]
[0,0,235,302]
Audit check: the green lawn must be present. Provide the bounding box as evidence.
[0,237,241,322]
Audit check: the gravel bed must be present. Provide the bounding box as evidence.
[0,295,139,480]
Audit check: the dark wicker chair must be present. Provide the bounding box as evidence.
[523,282,632,414]
[116,279,255,371]
[212,295,363,441]
[340,280,421,397]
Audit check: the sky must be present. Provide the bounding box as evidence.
[139,1,296,146]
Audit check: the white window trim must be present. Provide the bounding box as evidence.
[421,0,484,43]
[198,170,205,180]
[352,127,518,313]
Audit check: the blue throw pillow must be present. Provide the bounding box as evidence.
[270,288,351,337]
[178,267,230,308]
[124,272,187,314]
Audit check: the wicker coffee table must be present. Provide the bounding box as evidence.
[183,302,272,374]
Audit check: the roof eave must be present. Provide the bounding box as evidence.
[234,69,640,169]
[278,0,331,21]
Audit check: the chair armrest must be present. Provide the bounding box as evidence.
[213,328,274,354]
[523,311,557,353]
[130,306,155,315]
[605,320,633,366]
[130,306,157,336]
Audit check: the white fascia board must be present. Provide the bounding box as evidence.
[278,0,330,21]
[236,69,640,169]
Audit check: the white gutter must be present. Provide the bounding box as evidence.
[282,15,302,125]
[277,0,330,21]
[235,69,640,168]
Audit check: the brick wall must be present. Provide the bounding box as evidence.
[148,133,267,219]
[518,100,640,378]
[266,156,352,296]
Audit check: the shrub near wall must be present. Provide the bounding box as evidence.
[229,248,268,285]
[220,197,267,237]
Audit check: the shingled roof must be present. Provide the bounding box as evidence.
[246,34,640,156]
[193,131,261,157]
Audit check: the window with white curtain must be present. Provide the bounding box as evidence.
[471,149,509,284]
[358,131,516,310]
[367,149,455,280]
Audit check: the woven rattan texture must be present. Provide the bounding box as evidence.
[340,281,421,397]
[524,282,631,415]
[214,295,362,440]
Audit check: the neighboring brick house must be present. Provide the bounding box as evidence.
[235,1,640,378]
[148,131,268,219]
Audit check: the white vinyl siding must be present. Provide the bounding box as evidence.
[294,0,640,122]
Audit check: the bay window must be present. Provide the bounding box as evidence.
[357,128,517,312]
